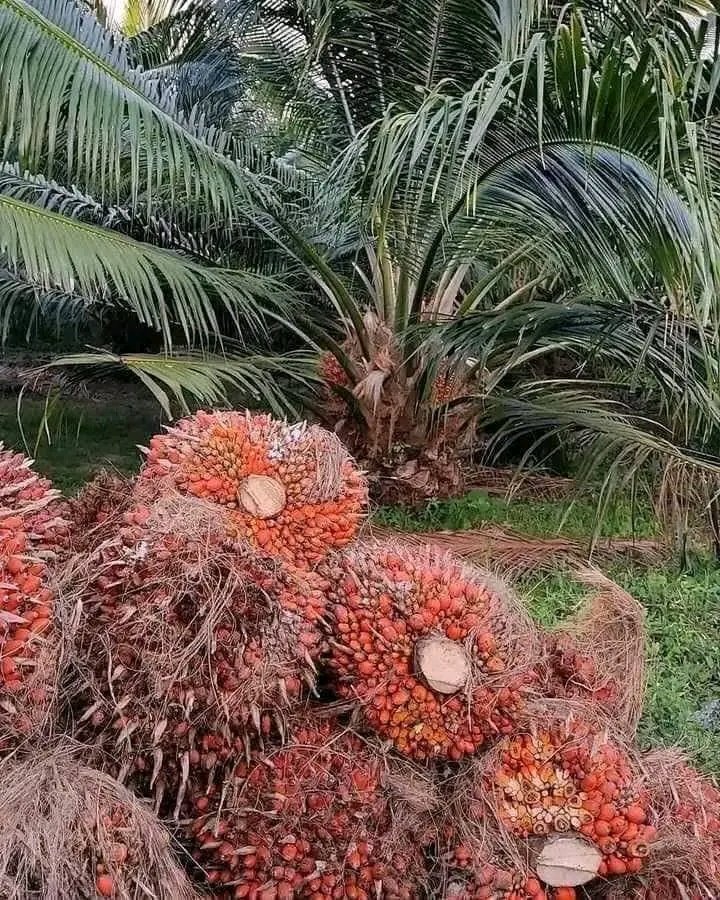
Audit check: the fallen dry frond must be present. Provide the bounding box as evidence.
[466,467,575,502]
[369,525,665,576]
[0,739,200,899]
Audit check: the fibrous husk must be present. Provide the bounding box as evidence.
[64,470,136,554]
[324,541,541,760]
[542,569,646,737]
[65,490,327,814]
[0,446,68,749]
[441,703,655,899]
[137,410,368,569]
[0,740,200,899]
[183,716,433,899]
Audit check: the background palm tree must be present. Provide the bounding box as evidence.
[3,0,720,533]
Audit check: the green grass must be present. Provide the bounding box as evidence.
[374,489,660,540]
[0,394,161,491]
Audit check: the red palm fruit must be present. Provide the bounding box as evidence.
[73,493,327,810]
[0,447,67,748]
[137,411,367,569]
[185,719,428,898]
[324,542,540,760]
[442,859,566,898]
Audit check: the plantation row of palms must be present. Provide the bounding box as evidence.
[3,0,720,527]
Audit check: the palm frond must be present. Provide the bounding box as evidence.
[0,191,285,344]
[46,347,317,416]
[0,0,256,221]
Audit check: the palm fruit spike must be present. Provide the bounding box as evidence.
[483,718,654,885]
[138,411,367,569]
[0,742,201,899]
[324,542,539,760]
[0,447,67,746]
[318,351,350,390]
[0,444,69,553]
[185,719,427,899]
[74,492,326,812]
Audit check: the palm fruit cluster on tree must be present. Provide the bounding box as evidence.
[2,410,720,900]
[0,445,68,747]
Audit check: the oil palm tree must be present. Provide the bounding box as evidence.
[241,0,720,507]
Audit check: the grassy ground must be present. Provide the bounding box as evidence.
[2,394,718,775]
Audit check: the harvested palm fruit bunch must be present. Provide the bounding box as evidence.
[0,740,200,900]
[65,470,135,554]
[598,749,720,900]
[71,492,326,811]
[324,542,540,760]
[185,717,431,899]
[138,410,367,569]
[0,448,67,747]
[459,712,654,896]
[543,570,646,737]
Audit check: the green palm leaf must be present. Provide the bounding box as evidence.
[0,191,281,343]
[45,348,317,416]
[0,0,254,220]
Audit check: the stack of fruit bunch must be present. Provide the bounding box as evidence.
[0,741,200,899]
[0,445,68,749]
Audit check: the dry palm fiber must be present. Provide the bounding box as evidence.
[67,490,326,814]
[65,470,136,554]
[0,447,68,749]
[183,716,434,899]
[137,410,368,569]
[446,703,655,900]
[542,569,646,738]
[0,740,200,900]
[368,526,664,577]
[464,468,575,503]
[323,541,541,760]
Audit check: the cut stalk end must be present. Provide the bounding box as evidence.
[415,636,470,694]
[535,834,602,887]
[238,475,287,519]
